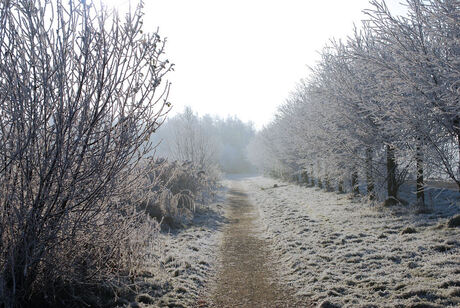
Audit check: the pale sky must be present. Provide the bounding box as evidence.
[103,0,407,130]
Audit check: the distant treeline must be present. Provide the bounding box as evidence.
[155,106,256,174]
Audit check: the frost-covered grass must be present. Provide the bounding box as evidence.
[243,176,460,308]
[114,204,225,308]
[154,205,225,307]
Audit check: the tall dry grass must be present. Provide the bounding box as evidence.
[141,159,221,228]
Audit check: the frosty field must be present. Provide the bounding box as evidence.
[139,204,225,308]
[134,175,460,307]
[243,176,460,308]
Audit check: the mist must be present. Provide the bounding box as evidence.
[154,106,257,174]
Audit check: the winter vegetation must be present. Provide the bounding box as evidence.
[249,0,460,206]
[243,0,460,306]
[245,176,460,307]
[139,158,221,229]
[154,106,256,174]
[2,0,460,307]
[0,0,223,306]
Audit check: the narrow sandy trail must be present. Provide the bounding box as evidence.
[209,181,304,307]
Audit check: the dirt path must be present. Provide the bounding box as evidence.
[209,181,303,307]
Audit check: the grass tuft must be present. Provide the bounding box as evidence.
[447,214,460,228]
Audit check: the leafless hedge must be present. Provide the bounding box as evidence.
[0,0,172,306]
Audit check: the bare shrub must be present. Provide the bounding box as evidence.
[0,0,172,306]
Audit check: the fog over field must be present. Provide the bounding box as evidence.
[0,0,459,307]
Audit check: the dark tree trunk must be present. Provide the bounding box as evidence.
[325,175,331,191]
[416,142,425,205]
[351,171,359,195]
[386,144,398,203]
[453,117,460,192]
[366,148,375,200]
[317,178,323,189]
[457,131,460,192]
[302,170,309,186]
[338,179,344,193]
[310,164,318,187]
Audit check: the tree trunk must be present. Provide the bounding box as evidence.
[416,142,425,205]
[317,178,323,189]
[325,175,330,191]
[338,179,344,193]
[452,117,460,192]
[457,131,460,192]
[309,166,314,187]
[366,148,375,200]
[386,144,398,203]
[302,170,309,186]
[351,171,359,195]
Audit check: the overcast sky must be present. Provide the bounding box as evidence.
[104,0,407,130]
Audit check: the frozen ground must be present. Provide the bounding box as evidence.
[119,203,225,308]
[122,176,459,307]
[240,176,460,308]
[154,205,225,308]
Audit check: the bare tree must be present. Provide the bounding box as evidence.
[0,0,172,305]
[251,0,460,201]
[363,0,460,193]
[161,107,219,172]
